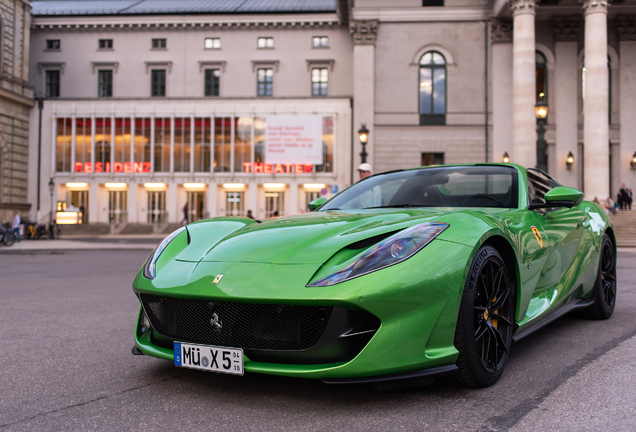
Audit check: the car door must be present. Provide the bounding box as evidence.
[527,169,587,306]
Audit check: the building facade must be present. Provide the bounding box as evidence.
[27,0,636,227]
[0,0,33,223]
[28,1,353,226]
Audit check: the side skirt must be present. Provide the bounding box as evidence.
[513,298,594,342]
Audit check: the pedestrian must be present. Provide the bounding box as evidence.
[11,211,21,243]
[357,163,373,181]
[181,202,189,225]
[79,205,85,223]
[246,210,254,219]
[619,183,629,210]
[628,188,633,210]
[606,196,618,215]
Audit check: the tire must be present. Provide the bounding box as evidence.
[451,245,516,388]
[3,231,15,247]
[585,234,616,320]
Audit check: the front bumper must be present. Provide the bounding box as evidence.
[133,239,472,380]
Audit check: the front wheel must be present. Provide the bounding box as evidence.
[451,245,516,388]
[3,231,15,247]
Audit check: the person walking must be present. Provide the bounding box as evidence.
[11,211,21,243]
[619,183,629,210]
[181,202,189,225]
[628,188,633,210]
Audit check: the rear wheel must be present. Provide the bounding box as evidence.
[451,245,515,388]
[585,234,616,320]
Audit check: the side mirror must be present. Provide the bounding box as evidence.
[529,186,584,210]
[308,197,328,211]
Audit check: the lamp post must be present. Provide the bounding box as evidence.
[503,152,510,163]
[358,123,369,164]
[566,151,574,171]
[48,178,55,227]
[535,101,548,172]
[631,152,636,171]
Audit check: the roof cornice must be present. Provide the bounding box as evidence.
[31,13,342,31]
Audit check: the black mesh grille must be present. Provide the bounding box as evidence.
[141,294,334,351]
[349,309,381,333]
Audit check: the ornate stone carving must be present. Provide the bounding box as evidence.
[510,0,537,17]
[579,0,610,15]
[616,15,636,41]
[349,20,378,45]
[552,17,581,42]
[490,19,513,44]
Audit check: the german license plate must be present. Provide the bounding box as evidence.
[174,342,244,376]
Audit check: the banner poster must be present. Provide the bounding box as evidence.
[264,115,323,164]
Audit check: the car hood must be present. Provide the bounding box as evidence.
[178,209,454,265]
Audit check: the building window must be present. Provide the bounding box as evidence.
[421,152,444,166]
[46,39,60,50]
[265,191,285,218]
[45,70,60,97]
[151,70,166,97]
[152,38,166,49]
[312,36,329,48]
[194,118,212,172]
[226,191,245,217]
[99,39,113,49]
[204,69,220,96]
[419,51,446,125]
[257,68,273,96]
[98,70,113,97]
[204,37,221,49]
[536,51,547,103]
[422,0,444,5]
[257,37,274,49]
[56,118,72,172]
[311,68,328,96]
[154,118,171,172]
[174,118,191,173]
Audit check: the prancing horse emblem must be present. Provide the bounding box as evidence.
[211,313,222,332]
[212,274,224,284]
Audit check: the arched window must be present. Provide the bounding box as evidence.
[419,51,446,125]
[536,51,547,103]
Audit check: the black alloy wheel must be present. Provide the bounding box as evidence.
[452,245,515,387]
[586,234,616,320]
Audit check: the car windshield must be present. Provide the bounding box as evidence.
[321,165,518,210]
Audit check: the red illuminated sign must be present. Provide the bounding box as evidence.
[74,162,152,173]
[242,162,314,174]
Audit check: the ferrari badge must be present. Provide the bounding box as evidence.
[531,227,543,248]
[212,274,224,284]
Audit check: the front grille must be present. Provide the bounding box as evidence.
[141,294,334,351]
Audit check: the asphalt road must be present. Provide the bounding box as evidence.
[1,250,635,431]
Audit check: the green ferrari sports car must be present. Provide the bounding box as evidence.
[132,164,616,388]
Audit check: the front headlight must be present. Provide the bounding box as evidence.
[143,226,186,279]
[307,222,448,287]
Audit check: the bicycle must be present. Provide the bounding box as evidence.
[0,226,16,246]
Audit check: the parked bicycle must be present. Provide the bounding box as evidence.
[0,226,16,246]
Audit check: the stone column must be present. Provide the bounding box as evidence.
[510,0,537,167]
[581,0,610,200]
[350,20,377,174]
[553,18,581,187]
[491,20,514,164]
[617,16,636,194]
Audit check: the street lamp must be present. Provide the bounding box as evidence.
[503,152,510,163]
[631,152,636,171]
[48,178,55,228]
[535,100,548,172]
[358,123,369,164]
[566,151,574,171]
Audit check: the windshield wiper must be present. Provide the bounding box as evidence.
[362,204,414,209]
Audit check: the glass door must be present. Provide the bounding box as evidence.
[108,191,127,225]
[305,191,320,212]
[70,190,89,223]
[187,191,205,222]
[265,191,285,218]
[147,191,166,223]
[226,191,244,217]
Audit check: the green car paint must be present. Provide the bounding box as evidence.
[132,164,614,380]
